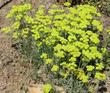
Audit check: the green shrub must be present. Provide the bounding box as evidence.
[83,0,110,16]
[2,2,107,93]
[101,1,110,16]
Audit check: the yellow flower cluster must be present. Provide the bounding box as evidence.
[2,3,107,84]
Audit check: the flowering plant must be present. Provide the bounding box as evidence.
[2,2,107,92]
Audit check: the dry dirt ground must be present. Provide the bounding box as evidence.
[0,32,34,93]
[0,0,110,93]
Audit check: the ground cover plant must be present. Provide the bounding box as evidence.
[2,2,109,93]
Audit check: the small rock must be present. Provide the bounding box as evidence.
[28,84,43,93]
[55,86,66,93]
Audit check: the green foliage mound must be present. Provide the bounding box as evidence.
[83,0,110,16]
[2,2,107,92]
